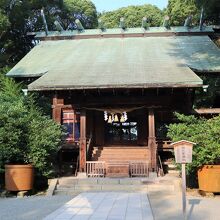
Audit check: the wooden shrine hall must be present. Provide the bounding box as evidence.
[7,24,220,177]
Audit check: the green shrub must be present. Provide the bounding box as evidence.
[167,113,220,186]
[0,76,63,177]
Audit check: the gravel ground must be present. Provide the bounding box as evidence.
[0,195,74,220]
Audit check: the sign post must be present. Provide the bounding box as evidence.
[171,140,195,219]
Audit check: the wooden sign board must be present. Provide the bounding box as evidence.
[171,140,195,164]
[174,145,192,163]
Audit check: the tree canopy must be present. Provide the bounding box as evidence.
[166,0,199,26]
[59,0,98,29]
[166,0,220,26]
[0,0,97,69]
[99,4,163,28]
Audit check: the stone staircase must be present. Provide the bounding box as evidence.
[54,175,181,195]
[91,146,149,162]
[88,146,150,177]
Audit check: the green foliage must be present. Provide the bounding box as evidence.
[167,113,220,175]
[59,0,98,29]
[166,0,199,26]
[194,75,220,108]
[0,0,98,68]
[99,4,163,28]
[195,0,220,24]
[0,76,63,177]
[167,0,220,26]
[0,9,9,33]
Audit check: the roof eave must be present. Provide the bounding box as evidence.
[28,83,203,91]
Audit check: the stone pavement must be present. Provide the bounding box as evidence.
[148,191,220,220]
[43,192,154,220]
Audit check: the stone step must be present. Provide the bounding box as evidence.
[93,151,148,154]
[93,155,148,161]
[55,175,181,195]
[93,146,148,149]
[93,150,148,153]
[59,178,149,185]
[91,147,150,163]
[92,153,148,156]
[55,184,175,195]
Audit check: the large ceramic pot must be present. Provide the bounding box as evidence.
[198,165,220,192]
[5,165,34,191]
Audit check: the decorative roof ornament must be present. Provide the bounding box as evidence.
[184,16,193,28]
[119,17,126,30]
[54,20,64,33]
[41,9,48,36]
[163,15,170,29]
[75,19,84,32]
[98,19,105,32]
[199,7,204,31]
[142,17,149,30]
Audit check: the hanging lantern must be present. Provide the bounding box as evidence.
[120,115,125,123]
[123,112,128,121]
[104,111,108,121]
[111,114,115,122]
[108,115,112,123]
[114,114,119,122]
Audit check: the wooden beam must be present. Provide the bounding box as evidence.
[79,109,86,172]
[194,108,220,114]
[148,108,157,171]
[67,95,174,106]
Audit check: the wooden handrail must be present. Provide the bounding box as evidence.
[86,161,105,177]
[74,155,79,176]
[86,132,93,160]
[130,161,149,177]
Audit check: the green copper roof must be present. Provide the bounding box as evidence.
[34,26,214,38]
[19,36,208,91]
[7,35,220,91]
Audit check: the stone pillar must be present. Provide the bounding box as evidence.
[79,109,87,172]
[52,94,64,124]
[148,108,157,171]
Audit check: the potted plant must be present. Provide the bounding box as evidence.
[0,76,63,191]
[167,113,220,192]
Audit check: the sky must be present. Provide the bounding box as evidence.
[91,0,168,12]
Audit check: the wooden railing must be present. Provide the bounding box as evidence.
[130,161,149,177]
[86,133,93,160]
[86,161,150,177]
[86,161,105,177]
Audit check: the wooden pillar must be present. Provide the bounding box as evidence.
[52,94,64,124]
[79,109,86,172]
[137,113,148,146]
[95,111,105,146]
[148,108,157,171]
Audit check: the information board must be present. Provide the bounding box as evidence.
[174,145,192,163]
